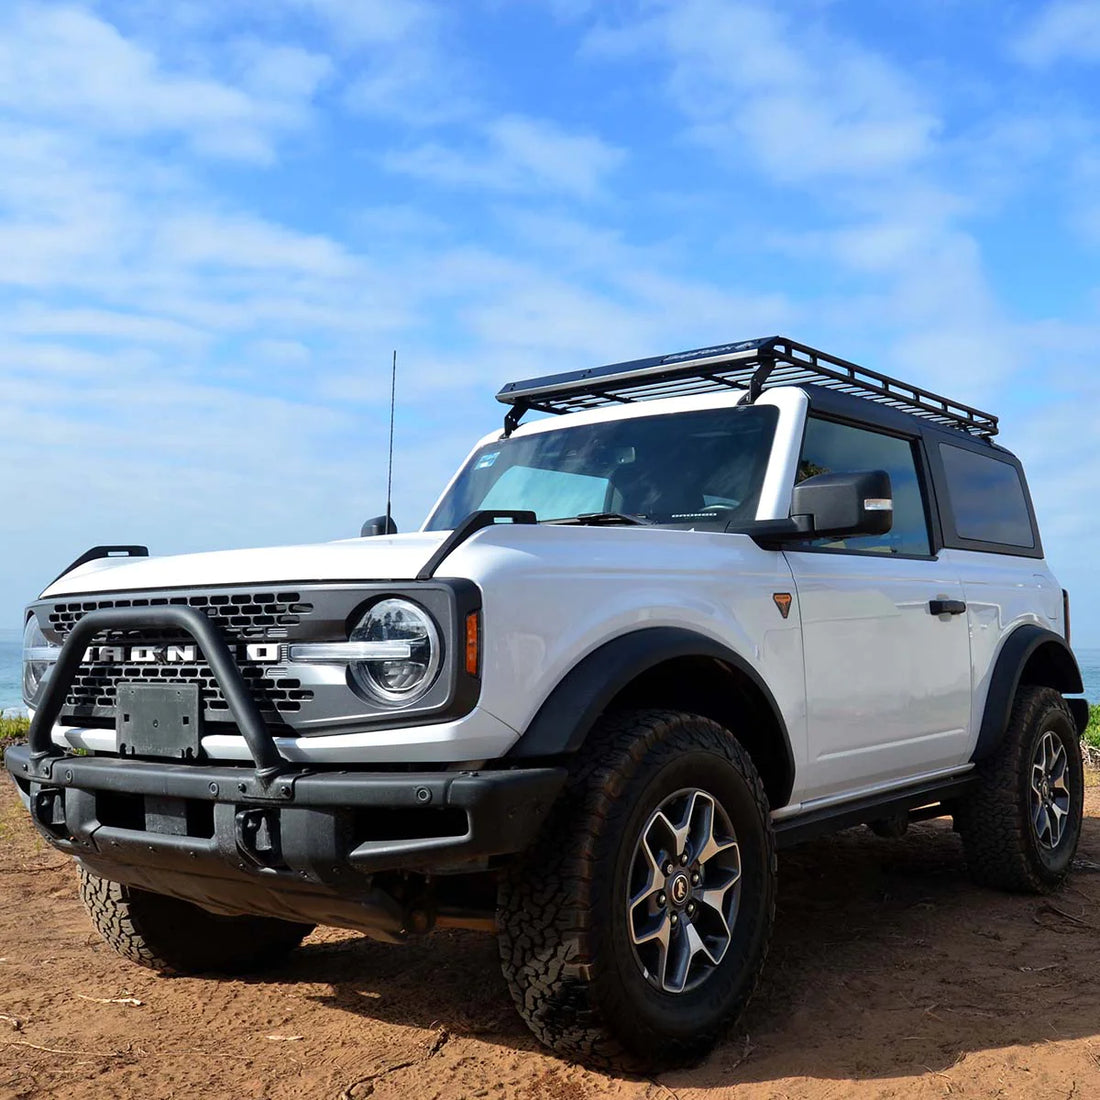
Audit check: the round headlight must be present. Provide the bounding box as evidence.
[349,598,441,706]
[23,617,60,705]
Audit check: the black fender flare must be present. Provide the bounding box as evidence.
[506,626,795,803]
[973,625,1085,762]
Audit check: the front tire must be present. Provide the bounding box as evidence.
[957,686,1083,893]
[497,710,776,1068]
[80,870,314,975]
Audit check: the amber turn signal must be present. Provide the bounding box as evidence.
[465,611,480,676]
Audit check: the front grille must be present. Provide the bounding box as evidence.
[48,589,319,725]
[49,591,313,641]
[66,656,314,718]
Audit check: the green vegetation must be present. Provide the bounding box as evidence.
[0,714,29,763]
[1086,704,1100,751]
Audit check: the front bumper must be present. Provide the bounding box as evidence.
[11,602,566,938]
[6,744,565,937]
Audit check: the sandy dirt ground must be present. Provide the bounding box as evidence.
[2,778,1100,1100]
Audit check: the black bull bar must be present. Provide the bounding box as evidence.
[26,605,288,784]
[13,605,568,900]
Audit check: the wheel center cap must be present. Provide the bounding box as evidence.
[669,872,691,906]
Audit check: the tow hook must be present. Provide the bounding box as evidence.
[235,807,285,870]
[31,786,69,840]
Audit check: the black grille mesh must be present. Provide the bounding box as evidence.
[49,591,318,723]
[49,591,314,640]
[66,660,313,717]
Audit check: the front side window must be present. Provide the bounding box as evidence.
[426,405,779,529]
[795,417,931,556]
[938,443,1035,549]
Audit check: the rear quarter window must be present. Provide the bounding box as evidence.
[938,443,1035,549]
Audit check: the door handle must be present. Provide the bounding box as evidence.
[929,599,967,616]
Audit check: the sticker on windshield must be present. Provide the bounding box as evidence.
[475,451,500,470]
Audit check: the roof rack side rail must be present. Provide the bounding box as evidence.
[495,336,998,439]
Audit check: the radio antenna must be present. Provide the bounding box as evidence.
[384,349,397,534]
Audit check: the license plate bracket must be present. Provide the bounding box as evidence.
[117,683,203,760]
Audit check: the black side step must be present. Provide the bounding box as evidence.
[774,773,977,849]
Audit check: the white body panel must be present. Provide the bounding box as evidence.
[48,525,808,773]
[445,525,806,761]
[50,707,521,764]
[944,548,1064,739]
[42,534,449,598]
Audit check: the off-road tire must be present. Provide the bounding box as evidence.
[957,686,1083,893]
[80,869,314,975]
[497,709,776,1069]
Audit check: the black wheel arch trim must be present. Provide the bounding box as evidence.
[1067,698,1090,739]
[505,626,796,807]
[973,625,1085,762]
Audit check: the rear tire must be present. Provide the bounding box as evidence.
[79,869,314,975]
[957,686,1083,893]
[497,709,776,1069]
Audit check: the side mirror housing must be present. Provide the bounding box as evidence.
[361,515,398,537]
[790,470,893,539]
[732,470,893,546]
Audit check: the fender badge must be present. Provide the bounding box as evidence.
[773,593,793,620]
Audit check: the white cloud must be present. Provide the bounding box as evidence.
[153,214,362,280]
[1011,0,1100,67]
[344,57,474,126]
[582,2,1022,409]
[293,0,477,125]
[2,304,208,347]
[231,41,333,104]
[385,115,626,198]
[585,0,938,183]
[0,5,326,162]
[290,0,438,45]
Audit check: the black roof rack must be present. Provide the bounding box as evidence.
[496,335,999,440]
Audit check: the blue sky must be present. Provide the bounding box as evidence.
[0,0,1099,643]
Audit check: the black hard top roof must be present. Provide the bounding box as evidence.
[496,335,999,441]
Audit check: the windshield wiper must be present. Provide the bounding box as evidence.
[549,512,651,526]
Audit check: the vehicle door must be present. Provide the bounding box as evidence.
[783,415,973,802]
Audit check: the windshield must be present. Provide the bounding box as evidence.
[425,405,779,530]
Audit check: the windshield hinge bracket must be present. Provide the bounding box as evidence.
[502,402,528,438]
[747,355,776,404]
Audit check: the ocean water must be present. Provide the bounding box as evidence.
[1,630,23,717]
[1077,648,1100,704]
[0,631,1097,717]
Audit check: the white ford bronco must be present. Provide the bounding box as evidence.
[8,336,1088,1067]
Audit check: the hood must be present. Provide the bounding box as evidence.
[40,532,451,598]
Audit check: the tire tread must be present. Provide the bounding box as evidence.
[958,686,1082,894]
[79,869,313,975]
[497,709,776,1067]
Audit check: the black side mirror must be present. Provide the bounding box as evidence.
[361,515,398,537]
[790,470,893,539]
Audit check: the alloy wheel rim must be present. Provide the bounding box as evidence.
[626,787,741,995]
[1030,730,1072,851]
